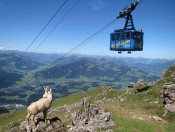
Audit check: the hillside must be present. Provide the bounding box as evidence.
[0,51,164,106]
[0,65,175,131]
[37,57,153,80]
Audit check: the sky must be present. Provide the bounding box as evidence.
[0,0,175,59]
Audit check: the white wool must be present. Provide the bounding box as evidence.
[26,86,52,126]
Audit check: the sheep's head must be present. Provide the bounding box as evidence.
[43,86,52,100]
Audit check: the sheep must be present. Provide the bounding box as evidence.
[26,86,53,126]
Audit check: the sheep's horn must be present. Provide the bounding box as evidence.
[46,86,48,91]
[46,86,49,91]
[44,86,46,91]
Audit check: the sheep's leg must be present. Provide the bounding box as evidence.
[26,113,31,125]
[43,110,48,124]
[31,115,36,127]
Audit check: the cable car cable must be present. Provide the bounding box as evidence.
[39,18,118,76]
[32,0,145,86]
[11,0,144,83]
[32,0,80,53]
[8,0,68,72]
[36,0,145,88]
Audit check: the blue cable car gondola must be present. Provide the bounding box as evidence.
[110,0,144,53]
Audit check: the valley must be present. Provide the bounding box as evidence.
[0,50,174,110]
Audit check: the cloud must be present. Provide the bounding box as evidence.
[0,45,17,51]
[88,0,106,10]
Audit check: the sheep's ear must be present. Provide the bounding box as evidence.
[50,89,52,92]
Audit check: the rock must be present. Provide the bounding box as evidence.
[90,104,99,117]
[69,97,115,132]
[149,116,166,123]
[17,116,63,132]
[130,78,152,94]
[120,98,124,102]
[19,120,28,131]
[36,118,47,130]
[137,117,144,120]
[162,83,175,114]
[143,99,150,102]
[170,93,175,101]
[172,71,175,76]
[8,122,15,128]
[103,129,113,132]
[101,112,111,122]
[10,96,114,132]
[131,115,145,121]
[162,83,175,100]
[137,78,146,85]
[150,99,159,104]
[103,97,107,100]
[165,103,175,112]
[8,127,19,132]
[125,87,136,95]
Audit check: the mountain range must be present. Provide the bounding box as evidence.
[0,50,175,105]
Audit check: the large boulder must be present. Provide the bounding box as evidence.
[162,83,175,114]
[14,116,63,132]
[69,97,115,132]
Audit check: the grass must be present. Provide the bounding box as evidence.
[0,96,19,100]
[0,109,27,131]
[112,114,163,132]
[52,86,104,108]
[165,123,175,132]
[1,83,175,132]
[95,98,169,132]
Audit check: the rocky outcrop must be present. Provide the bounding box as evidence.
[17,116,63,132]
[68,97,115,132]
[9,96,115,132]
[126,78,153,94]
[162,82,175,114]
